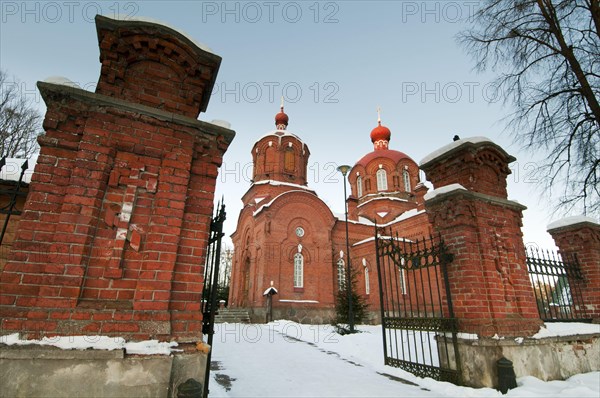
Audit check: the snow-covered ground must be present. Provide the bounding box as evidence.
[207,321,600,398]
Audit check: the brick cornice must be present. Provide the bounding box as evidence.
[37,81,235,145]
[425,187,527,212]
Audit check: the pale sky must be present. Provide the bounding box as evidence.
[1,0,571,250]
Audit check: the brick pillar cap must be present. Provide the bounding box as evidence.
[95,14,217,57]
[419,136,515,171]
[95,15,222,114]
[547,215,599,232]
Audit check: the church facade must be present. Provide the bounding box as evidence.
[228,107,433,323]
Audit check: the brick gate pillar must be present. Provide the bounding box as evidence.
[0,16,235,342]
[420,138,542,338]
[548,216,600,322]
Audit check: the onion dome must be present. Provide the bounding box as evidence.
[275,105,289,130]
[370,109,391,150]
[370,121,391,150]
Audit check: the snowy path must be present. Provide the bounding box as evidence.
[206,321,600,398]
[207,323,436,397]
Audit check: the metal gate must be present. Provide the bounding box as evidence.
[0,157,29,245]
[375,229,461,384]
[526,247,591,322]
[201,201,226,398]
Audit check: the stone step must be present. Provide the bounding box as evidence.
[214,308,251,323]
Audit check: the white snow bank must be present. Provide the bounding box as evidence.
[533,323,600,339]
[420,136,494,166]
[423,183,468,201]
[547,216,599,231]
[0,333,181,355]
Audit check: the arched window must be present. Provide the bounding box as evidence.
[294,253,304,288]
[356,176,363,197]
[337,258,345,290]
[403,169,411,192]
[365,267,370,295]
[264,145,276,174]
[376,169,388,191]
[284,148,295,172]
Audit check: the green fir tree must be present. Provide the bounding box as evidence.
[333,264,369,334]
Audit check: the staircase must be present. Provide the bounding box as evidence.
[214,308,251,324]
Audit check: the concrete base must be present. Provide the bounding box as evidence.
[0,343,208,398]
[440,332,600,388]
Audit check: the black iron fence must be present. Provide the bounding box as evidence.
[0,157,30,246]
[375,229,461,384]
[201,201,226,398]
[526,247,590,322]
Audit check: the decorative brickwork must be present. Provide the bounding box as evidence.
[548,218,600,321]
[422,140,542,337]
[0,16,234,341]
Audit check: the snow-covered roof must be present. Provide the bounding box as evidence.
[333,208,425,228]
[252,180,312,191]
[333,212,375,226]
[255,130,307,150]
[263,287,278,295]
[547,215,599,231]
[211,119,231,129]
[353,236,412,247]
[252,189,317,217]
[106,15,214,54]
[420,136,498,167]
[1,333,180,355]
[357,196,408,208]
[379,209,426,227]
[423,183,468,201]
[43,76,81,89]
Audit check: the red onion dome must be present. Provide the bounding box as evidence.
[370,121,391,144]
[275,106,289,129]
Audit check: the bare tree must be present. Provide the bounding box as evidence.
[459,0,599,217]
[0,70,41,159]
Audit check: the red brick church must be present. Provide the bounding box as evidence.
[228,106,433,323]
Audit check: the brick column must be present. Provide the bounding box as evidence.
[547,216,600,322]
[0,16,234,341]
[421,138,542,337]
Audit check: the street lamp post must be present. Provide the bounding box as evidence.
[337,164,355,333]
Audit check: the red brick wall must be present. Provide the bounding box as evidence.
[0,17,233,341]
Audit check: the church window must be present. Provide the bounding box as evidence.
[365,267,370,295]
[284,148,295,172]
[403,169,411,192]
[337,258,345,290]
[294,253,304,288]
[264,146,276,174]
[356,176,363,197]
[376,169,388,191]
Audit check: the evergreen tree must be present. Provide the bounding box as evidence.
[333,264,369,333]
